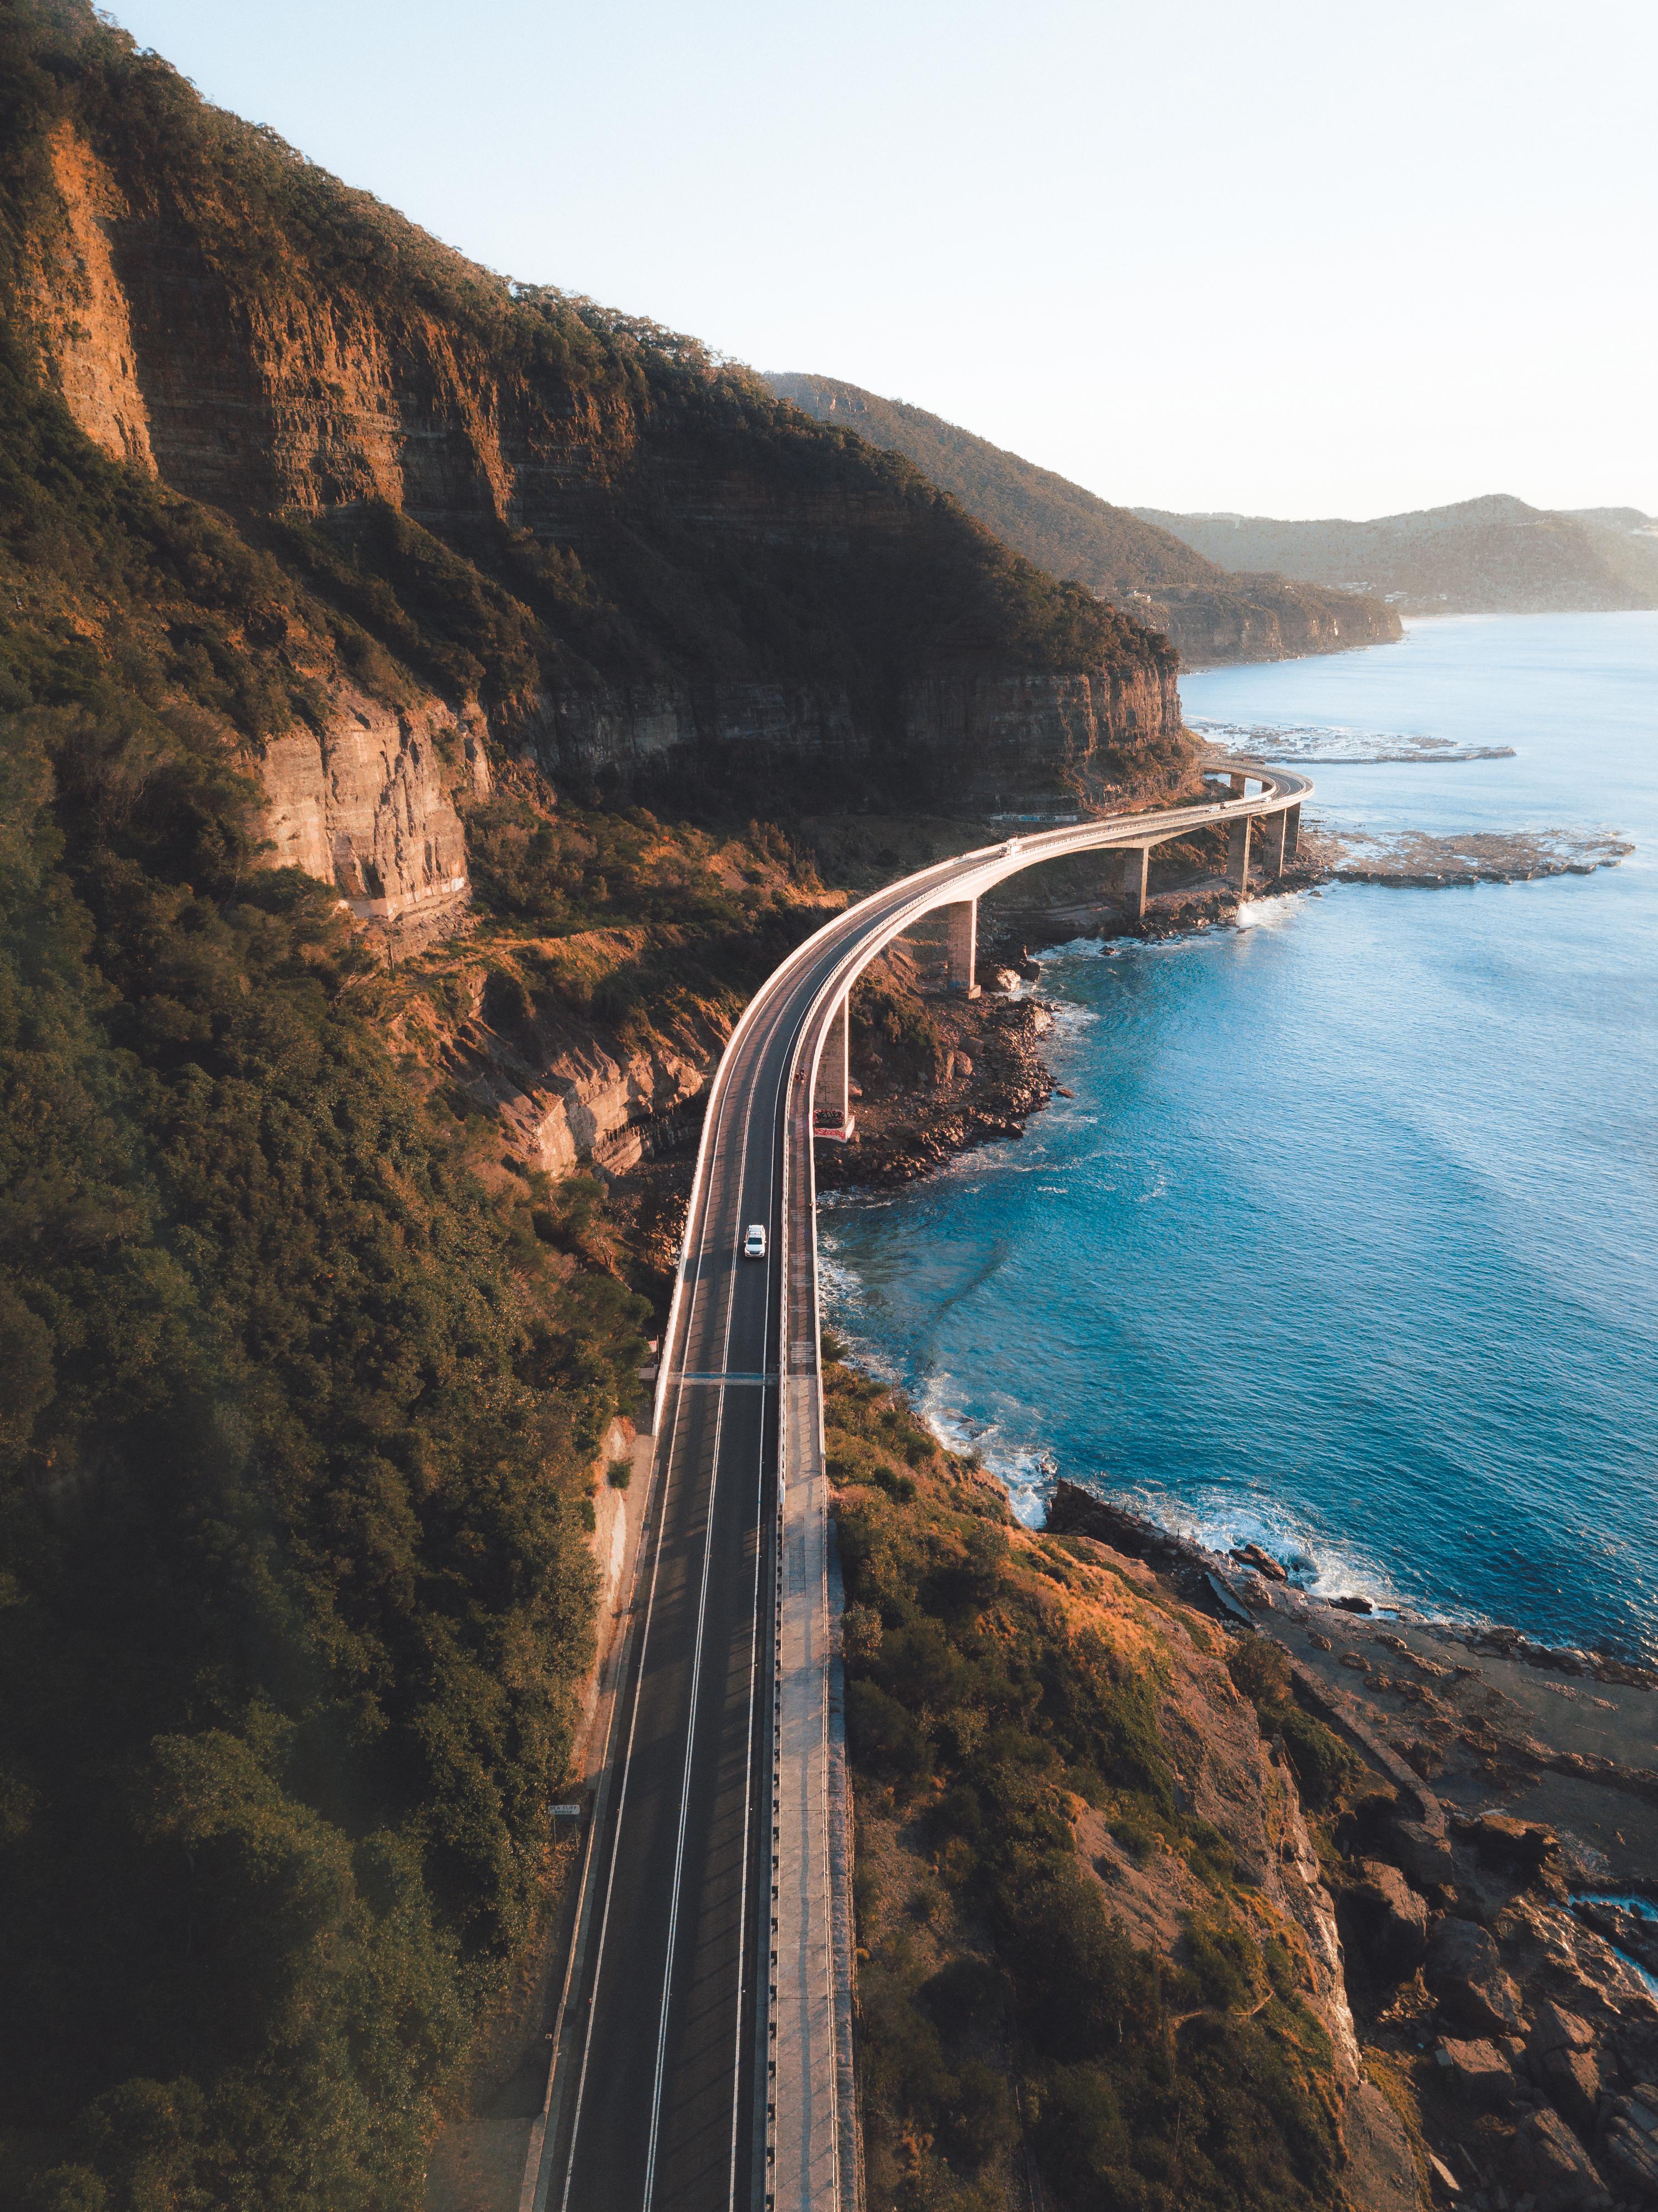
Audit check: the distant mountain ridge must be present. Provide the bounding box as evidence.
[764,372,1401,667]
[1134,494,1658,616]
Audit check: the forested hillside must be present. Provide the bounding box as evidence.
[826,1360,1368,2212]
[765,372,1402,667]
[1137,494,1658,616]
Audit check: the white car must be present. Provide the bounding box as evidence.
[1002,837,1022,856]
[742,1223,767,1260]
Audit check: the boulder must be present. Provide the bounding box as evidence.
[1426,1916,1526,2036]
[1341,2079,1425,2212]
[982,966,1021,994]
[1527,2002,1596,2061]
[1537,2042,1607,2134]
[1451,1810,1561,1873]
[1333,1594,1375,1614]
[1510,2106,1608,2210]
[1616,2023,1658,2091]
[1351,1859,1431,1970]
[1231,1542,1288,1583]
[1384,1817,1456,1890]
[1435,2035,1519,2106]
[1576,1899,1658,1983]
[1600,2084,1658,2203]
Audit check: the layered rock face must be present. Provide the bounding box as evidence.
[11,19,1190,850]
[1130,577,1401,667]
[259,691,485,929]
[511,663,1180,808]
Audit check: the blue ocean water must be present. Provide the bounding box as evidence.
[821,615,1658,1657]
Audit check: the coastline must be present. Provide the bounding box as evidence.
[1047,1474,1658,1880]
[816,807,1649,1677]
[1038,1478,1658,2200]
[812,811,1631,1196]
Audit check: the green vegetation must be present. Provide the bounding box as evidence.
[849,967,948,1087]
[0,9,1210,2203]
[1225,1640,1364,1814]
[830,1364,1349,2212]
[763,374,1405,665]
[0,709,647,2210]
[765,374,1220,601]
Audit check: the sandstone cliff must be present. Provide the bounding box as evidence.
[379,926,733,1179]
[258,688,486,931]
[2,0,1193,932]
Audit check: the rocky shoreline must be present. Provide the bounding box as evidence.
[1047,1481,1658,2211]
[1303,822,1634,890]
[813,976,1059,1192]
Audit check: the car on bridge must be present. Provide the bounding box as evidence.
[743,1223,767,1259]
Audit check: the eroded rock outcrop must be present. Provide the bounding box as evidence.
[380,930,732,1177]
[259,689,484,928]
[12,42,1191,826]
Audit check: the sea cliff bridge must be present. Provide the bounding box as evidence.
[530,761,1312,2212]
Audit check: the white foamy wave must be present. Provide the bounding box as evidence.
[1102,1482,1493,1629]
[917,1378,1057,1527]
[1037,934,1117,961]
[1234,891,1306,931]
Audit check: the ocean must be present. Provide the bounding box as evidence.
[820,613,1658,1657]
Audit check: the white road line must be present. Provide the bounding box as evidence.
[554,1023,746,2212]
[641,1013,772,2209]
[726,1007,793,2203]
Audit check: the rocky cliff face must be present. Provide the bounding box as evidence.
[1130,576,1402,668]
[503,661,1180,810]
[381,933,730,1178]
[259,689,485,930]
[5,14,1190,875]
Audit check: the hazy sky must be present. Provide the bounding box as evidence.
[107,0,1656,519]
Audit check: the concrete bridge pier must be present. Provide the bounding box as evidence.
[945,897,980,996]
[1227,812,1254,892]
[1283,804,1301,862]
[816,994,850,1128]
[1258,809,1288,877]
[1114,845,1150,919]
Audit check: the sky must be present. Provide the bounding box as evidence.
[105,0,1657,520]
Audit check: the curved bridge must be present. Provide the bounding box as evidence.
[533,762,1311,2212]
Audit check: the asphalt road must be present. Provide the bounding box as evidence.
[535,763,1311,2212]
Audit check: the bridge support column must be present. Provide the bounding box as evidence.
[944,898,980,996]
[1227,812,1253,892]
[1259,809,1288,878]
[1114,846,1149,919]
[1283,804,1301,862]
[1229,771,1247,797]
[816,995,851,1130]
